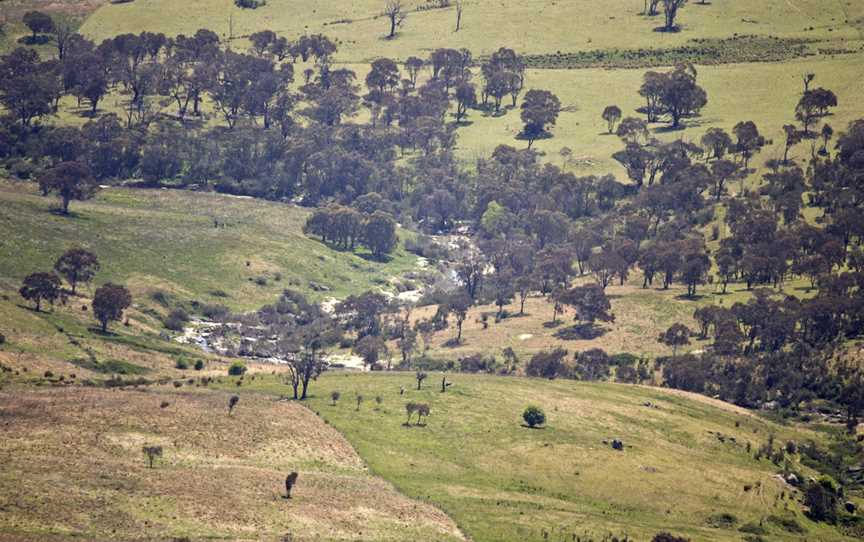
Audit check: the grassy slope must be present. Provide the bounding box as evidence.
[0,385,465,541]
[0,180,416,373]
[0,180,417,308]
[228,371,855,542]
[80,0,864,62]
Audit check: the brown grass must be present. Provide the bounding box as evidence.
[0,387,465,541]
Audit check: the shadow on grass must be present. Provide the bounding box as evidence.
[673,294,707,301]
[520,424,546,429]
[554,323,607,341]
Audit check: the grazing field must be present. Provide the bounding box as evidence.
[0,386,465,541]
[454,54,864,174]
[231,371,856,542]
[80,0,864,62]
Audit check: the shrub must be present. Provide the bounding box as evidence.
[766,515,806,533]
[175,358,189,370]
[194,359,205,371]
[0,331,5,346]
[142,445,163,468]
[164,308,190,331]
[235,0,266,8]
[526,348,569,379]
[651,534,689,542]
[706,512,737,529]
[330,390,341,405]
[200,303,230,320]
[522,406,546,428]
[228,361,247,376]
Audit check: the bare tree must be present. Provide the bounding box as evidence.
[455,1,464,32]
[384,1,407,39]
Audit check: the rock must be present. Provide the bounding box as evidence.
[309,281,330,292]
[786,473,799,486]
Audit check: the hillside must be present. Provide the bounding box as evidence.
[0,179,417,376]
[80,0,864,62]
[237,371,860,542]
[0,385,465,541]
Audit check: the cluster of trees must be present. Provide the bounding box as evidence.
[18,248,132,333]
[1,17,560,219]
[303,203,398,258]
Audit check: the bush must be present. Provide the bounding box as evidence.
[526,348,569,379]
[228,361,247,376]
[706,512,737,529]
[194,359,205,371]
[0,331,5,346]
[200,303,230,320]
[164,308,190,331]
[522,406,546,428]
[651,534,689,542]
[175,357,189,370]
[235,0,266,8]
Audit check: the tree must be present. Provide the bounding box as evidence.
[142,445,163,468]
[397,327,418,366]
[366,58,400,96]
[0,48,58,127]
[23,11,54,41]
[455,0,464,31]
[701,128,732,160]
[353,335,387,369]
[454,81,476,123]
[804,476,839,523]
[404,56,423,87]
[520,89,561,148]
[732,121,765,169]
[52,20,76,60]
[228,395,240,414]
[19,272,62,312]
[658,64,706,128]
[37,161,98,214]
[54,248,99,294]
[559,284,615,327]
[330,390,341,405]
[384,0,407,39]
[93,283,132,333]
[602,105,622,134]
[416,370,427,390]
[448,292,472,343]
[285,318,340,399]
[658,322,691,358]
[661,0,687,32]
[522,406,546,427]
[363,211,398,258]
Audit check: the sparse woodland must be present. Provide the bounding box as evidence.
[1,1,864,540]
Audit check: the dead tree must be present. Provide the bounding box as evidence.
[384,0,407,39]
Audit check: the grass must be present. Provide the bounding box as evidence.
[0,179,417,376]
[0,180,417,310]
[79,0,864,63]
[225,370,856,542]
[0,385,465,541]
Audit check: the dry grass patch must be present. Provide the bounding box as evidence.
[0,386,465,541]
